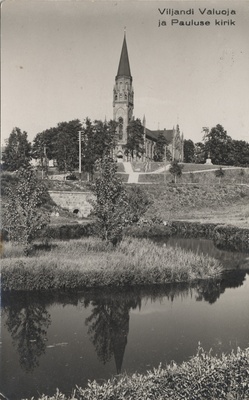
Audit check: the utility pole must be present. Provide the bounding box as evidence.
[164,145,167,183]
[78,131,82,180]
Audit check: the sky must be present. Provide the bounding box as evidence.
[1,0,249,144]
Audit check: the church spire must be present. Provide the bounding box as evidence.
[116,33,131,78]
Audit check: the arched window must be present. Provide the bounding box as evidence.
[118,117,123,140]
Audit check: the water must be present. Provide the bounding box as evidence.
[1,238,249,399]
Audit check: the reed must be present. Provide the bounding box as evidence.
[1,237,222,291]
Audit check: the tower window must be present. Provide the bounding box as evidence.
[118,117,123,140]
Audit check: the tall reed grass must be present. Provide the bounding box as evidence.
[1,237,222,291]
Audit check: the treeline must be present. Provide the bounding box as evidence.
[184,124,249,166]
[1,117,147,175]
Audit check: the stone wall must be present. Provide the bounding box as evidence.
[49,191,94,217]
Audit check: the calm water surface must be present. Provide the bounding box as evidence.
[1,238,249,399]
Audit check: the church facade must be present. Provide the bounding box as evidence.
[113,34,184,162]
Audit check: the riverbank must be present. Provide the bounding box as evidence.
[24,346,249,400]
[1,237,222,291]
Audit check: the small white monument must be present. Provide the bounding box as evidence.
[205,152,213,165]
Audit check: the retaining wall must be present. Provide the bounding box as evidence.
[49,191,94,217]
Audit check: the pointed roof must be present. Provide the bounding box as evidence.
[117,34,131,78]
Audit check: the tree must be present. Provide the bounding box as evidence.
[125,118,144,159]
[214,167,225,184]
[90,156,131,245]
[169,160,184,183]
[205,124,232,165]
[194,142,206,164]
[2,167,50,254]
[183,139,195,163]
[153,132,169,162]
[2,127,32,171]
[55,119,82,173]
[83,119,118,179]
[231,140,249,167]
[32,127,58,176]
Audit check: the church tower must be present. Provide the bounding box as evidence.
[113,33,134,158]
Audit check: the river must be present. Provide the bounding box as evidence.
[1,237,249,399]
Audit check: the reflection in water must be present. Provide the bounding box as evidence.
[1,258,249,400]
[195,270,247,303]
[2,269,248,376]
[85,293,141,373]
[2,292,51,372]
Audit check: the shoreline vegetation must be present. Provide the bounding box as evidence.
[1,237,222,291]
[23,346,249,400]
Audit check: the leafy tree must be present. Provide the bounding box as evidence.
[214,167,225,184]
[125,118,144,159]
[32,127,58,175]
[205,124,232,165]
[91,157,151,244]
[55,119,82,173]
[2,127,32,171]
[169,160,184,183]
[231,140,249,167]
[194,142,206,164]
[83,119,118,179]
[2,167,50,254]
[184,139,195,163]
[153,132,169,162]
[90,156,131,245]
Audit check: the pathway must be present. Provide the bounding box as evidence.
[123,162,140,183]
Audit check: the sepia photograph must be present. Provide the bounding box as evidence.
[1,0,249,399]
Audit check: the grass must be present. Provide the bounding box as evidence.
[1,237,222,291]
[130,183,249,227]
[23,346,249,400]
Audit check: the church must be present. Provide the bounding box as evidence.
[112,34,184,162]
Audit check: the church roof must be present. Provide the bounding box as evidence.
[117,35,131,78]
[145,128,174,143]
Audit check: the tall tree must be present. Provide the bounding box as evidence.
[32,127,58,172]
[153,132,169,162]
[83,119,118,178]
[2,127,32,171]
[194,142,206,164]
[55,119,82,173]
[125,118,144,159]
[2,167,50,254]
[90,156,130,245]
[205,124,232,165]
[184,139,195,163]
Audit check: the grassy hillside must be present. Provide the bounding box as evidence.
[134,183,249,227]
